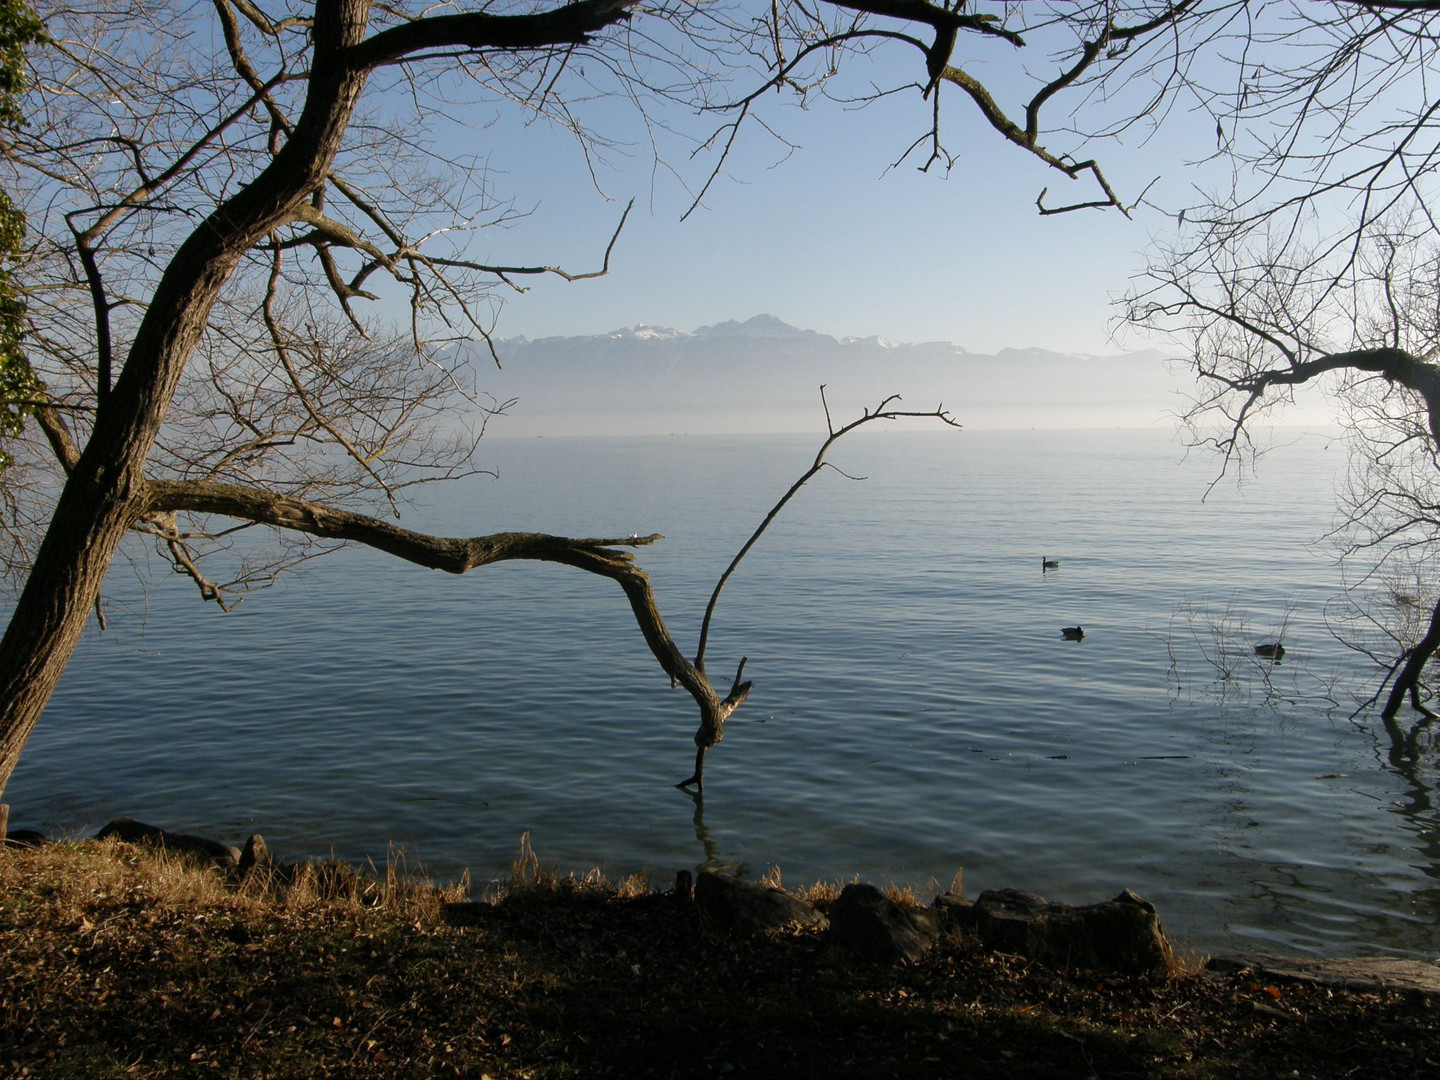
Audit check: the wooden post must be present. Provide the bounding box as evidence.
[0,803,9,844]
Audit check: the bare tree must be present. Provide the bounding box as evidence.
[0,1,1209,801]
[1130,3,1440,724]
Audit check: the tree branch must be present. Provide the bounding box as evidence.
[143,474,746,785]
[142,379,957,795]
[693,388,959,673]
[31,401,80,475]
[825,0,1025,48]
[940,66,1130,216]
[348,1,638,71]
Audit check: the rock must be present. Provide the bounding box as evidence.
[238,834,273,878]
[932,891,975,925]
[828,882,940,963]
[693,872,829,934]
[937,887,1172,976]
[96,817,240,869]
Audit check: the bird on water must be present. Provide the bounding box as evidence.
[1042,556,1059,571]
[1061,626,1085,641]
[1254,642,1285,659]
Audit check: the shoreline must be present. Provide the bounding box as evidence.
[5,811,1438,989]
[2,833,1436,1079]
[7,807,1440,971]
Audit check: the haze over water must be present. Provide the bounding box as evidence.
[7,427,1439,959]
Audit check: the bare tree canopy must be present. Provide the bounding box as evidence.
[1125,3,1440,721]
[3,0,1246,797]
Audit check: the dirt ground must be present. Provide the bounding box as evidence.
[1,840,1436,1078]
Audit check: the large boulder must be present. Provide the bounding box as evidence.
[96,817,240,869]
[693,872,829,934]
[827,882,940,963]
[936,887,1172,976]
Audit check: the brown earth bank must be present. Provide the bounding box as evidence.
[1,834,1437,1080]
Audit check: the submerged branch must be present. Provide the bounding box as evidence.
[693,388,960,674]
[146,386,959,792]
[143,385,956,789]
[144,476,745,787]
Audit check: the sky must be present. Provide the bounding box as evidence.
[429,24,1209,358]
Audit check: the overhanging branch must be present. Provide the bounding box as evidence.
[143,474,744,783]
[349,1,639,71]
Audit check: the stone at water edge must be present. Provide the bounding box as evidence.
[827,882,941,963]
[693,872,829,934]
[96,817,241,869]
[935,887,1173,976]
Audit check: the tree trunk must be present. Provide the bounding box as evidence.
[0,0,376,800]
[1382,594,1440,720]
[0,461,148,796]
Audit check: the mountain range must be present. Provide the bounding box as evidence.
[469,315,1185,436]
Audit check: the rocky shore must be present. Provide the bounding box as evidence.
[2,815,1437,1077]
[6,813,1440,990]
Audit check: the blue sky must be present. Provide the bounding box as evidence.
[447,32,1205,356]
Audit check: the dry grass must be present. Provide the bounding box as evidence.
[485,832,653,903]
[2,837,233,917]
[2,839,1435,1079]
[0,835,469,933]
[779,872,941,909]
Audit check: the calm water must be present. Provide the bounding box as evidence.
[6,427,1439,959]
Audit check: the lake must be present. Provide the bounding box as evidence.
[5,426,1438,959]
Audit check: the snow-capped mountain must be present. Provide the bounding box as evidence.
[692,314,825,340]
[604,324,692,342]
[469,315,1181,436]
